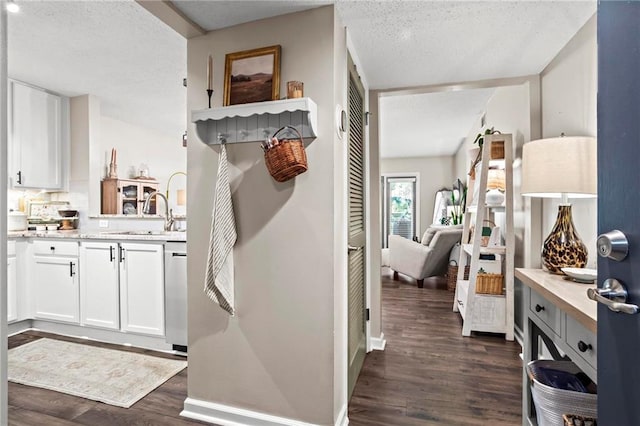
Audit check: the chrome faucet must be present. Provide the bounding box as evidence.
[143,191,174,231]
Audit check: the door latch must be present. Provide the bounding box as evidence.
[587,278,639,314]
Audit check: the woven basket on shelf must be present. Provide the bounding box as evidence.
[490,140,505,159]
[446,261,470,292]
[476,273,503,295]
[263,126,308,183]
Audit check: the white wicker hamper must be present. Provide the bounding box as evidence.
[527,360,597,426]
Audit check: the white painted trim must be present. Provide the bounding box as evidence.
[378,74,539,98]
[370,333,387,351]
[182,397,340,426]
[0,4,8,423]
[335,404,349,426]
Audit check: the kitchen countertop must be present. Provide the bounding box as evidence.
[8,230,187,242]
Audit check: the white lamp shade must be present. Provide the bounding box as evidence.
[521,136,597,198]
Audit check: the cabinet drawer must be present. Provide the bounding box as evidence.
[33,240,78,256]
[530,289,563,337]
[566,315,597,370]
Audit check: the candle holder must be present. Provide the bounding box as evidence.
[207,89,214,108]
[287,81,304,99]
[108,163,118,179]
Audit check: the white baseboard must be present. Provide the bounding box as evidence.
[370,333,386,351]
[182,397,347,426]
[335,404,349,426]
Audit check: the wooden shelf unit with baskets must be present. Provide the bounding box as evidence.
[101,178,159,215]
[453,133,515,340]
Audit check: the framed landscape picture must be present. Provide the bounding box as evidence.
[223,45,281,106]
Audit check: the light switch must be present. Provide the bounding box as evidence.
[99,220,109,228]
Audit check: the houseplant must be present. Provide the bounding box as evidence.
[469,126,501,179]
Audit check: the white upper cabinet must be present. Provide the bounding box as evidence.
[9,80,68,190]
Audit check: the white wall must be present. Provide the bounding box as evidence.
[99,116,187,213]
[540,15,597,268]
[186,6,345,425]
[51,96,186,231]
[381,155,454,235]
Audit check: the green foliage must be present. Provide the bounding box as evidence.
[473,126,501,148]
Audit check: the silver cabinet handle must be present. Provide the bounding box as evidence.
[587,278,639,314]
[348,245,362,253]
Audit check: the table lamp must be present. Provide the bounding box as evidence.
[521,136,597,274]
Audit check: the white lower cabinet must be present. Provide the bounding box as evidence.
[33,255,79,324]
[25,239,165,340]
[79,242,120,330]
[79,241,165,337]
[7,241,17,322]
[119,243,165,336]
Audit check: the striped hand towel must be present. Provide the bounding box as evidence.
[204,144,237,315]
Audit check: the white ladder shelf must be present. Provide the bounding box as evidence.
[453,133,515,341]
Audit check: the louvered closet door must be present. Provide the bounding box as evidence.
[347,53,367,398]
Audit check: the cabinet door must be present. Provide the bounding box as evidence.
[10,81,62,189]
[120,181,139,215]
[79,242,119,330]
[7,256,17,322]
[33,256,79,323]
[119,243,164,336]
[140,183,158,214]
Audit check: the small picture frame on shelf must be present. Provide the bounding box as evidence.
[223,45,281,106]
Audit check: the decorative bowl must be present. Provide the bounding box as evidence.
[58,209,78,218]
[561,267,597,283]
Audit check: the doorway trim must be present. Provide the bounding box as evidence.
[0,2,9,423]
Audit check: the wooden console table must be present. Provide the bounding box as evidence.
[515,268,597,426]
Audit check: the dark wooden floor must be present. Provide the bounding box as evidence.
[8,330,207,426]
[348,268,523,425]
[9,270,521,425]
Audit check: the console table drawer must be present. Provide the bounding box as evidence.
[530,289,563,337]
[566,315,597,370]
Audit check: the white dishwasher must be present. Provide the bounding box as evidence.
[164,242,187,350]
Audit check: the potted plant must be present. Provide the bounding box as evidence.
[469,126,501,179]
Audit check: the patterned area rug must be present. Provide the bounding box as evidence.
[8,338,187,408]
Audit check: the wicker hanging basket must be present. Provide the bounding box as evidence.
[263,126,308,183]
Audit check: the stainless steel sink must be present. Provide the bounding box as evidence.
[104,230,186,236]
[119,230,168,235]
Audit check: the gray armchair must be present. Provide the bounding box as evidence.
[389,226,462,288]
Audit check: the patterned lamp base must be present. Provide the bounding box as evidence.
[542,205,588,274]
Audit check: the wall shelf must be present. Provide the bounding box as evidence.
[191,97,318,145]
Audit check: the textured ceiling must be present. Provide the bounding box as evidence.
[7,0,596,159]
[379,88,495,159]
[336,1,596,89]
[171,0,332,31]
[171,0,596,158]
[8,0,186,139]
